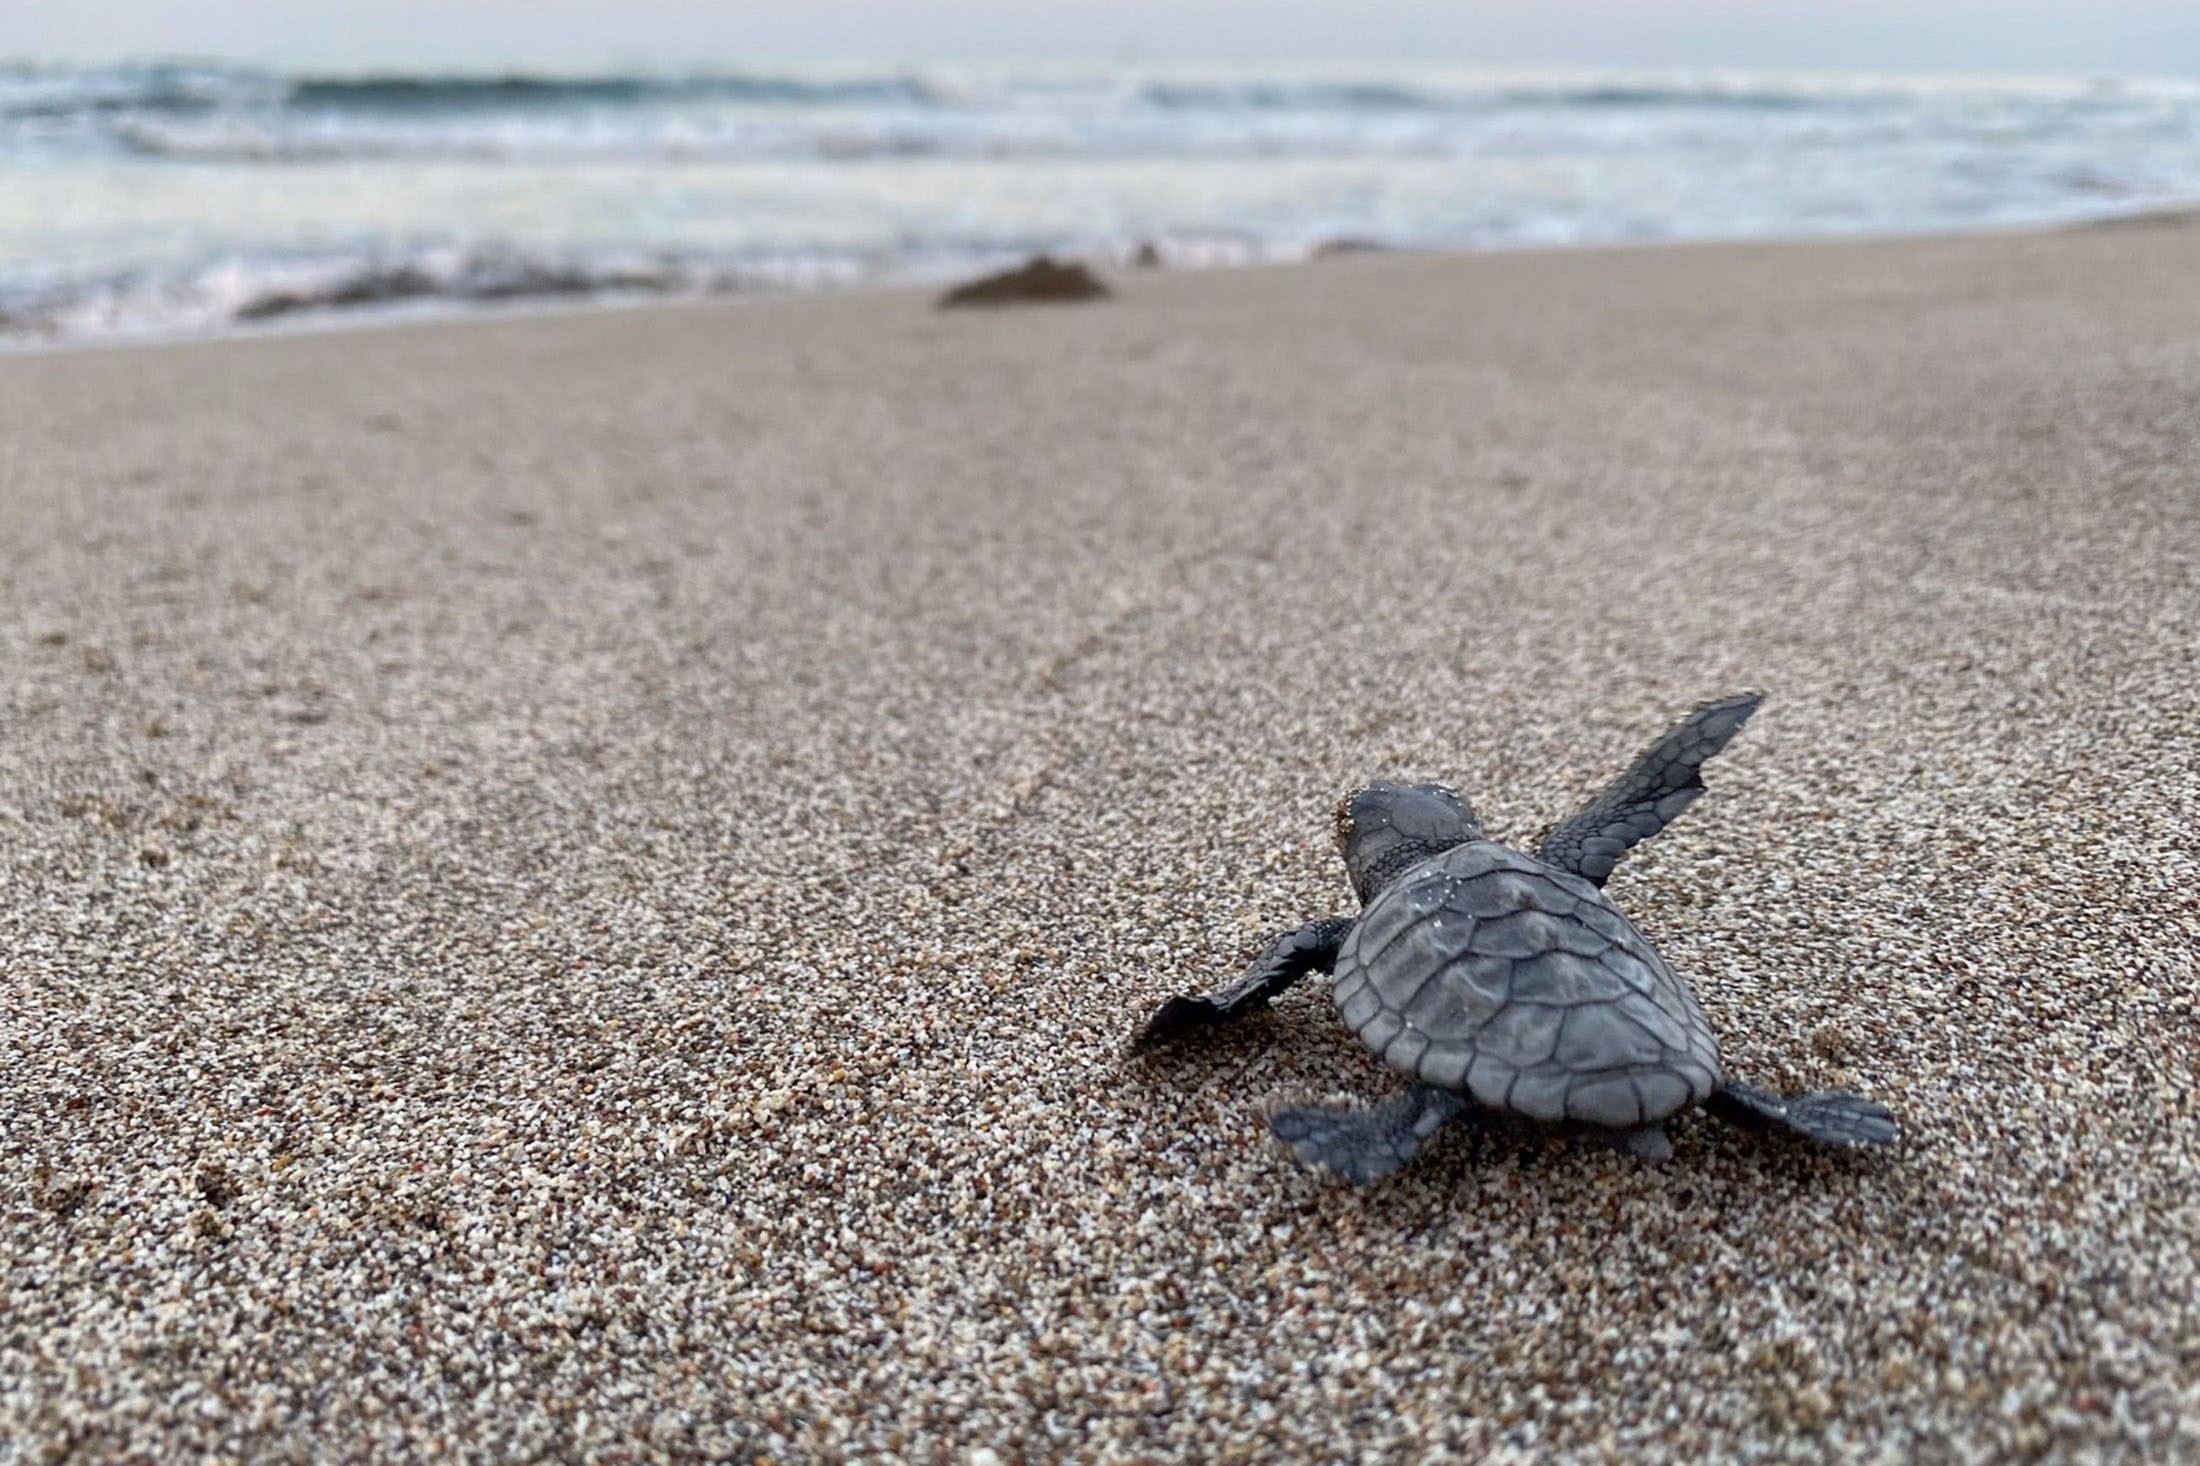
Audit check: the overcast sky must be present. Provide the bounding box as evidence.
[14,0,2200,77]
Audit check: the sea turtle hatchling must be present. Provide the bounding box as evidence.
[1133,692,1898,1183]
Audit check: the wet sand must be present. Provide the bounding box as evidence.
[2,227,2197,1462]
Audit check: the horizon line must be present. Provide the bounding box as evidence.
[6,53,2195,87]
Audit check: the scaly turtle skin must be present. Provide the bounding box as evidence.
[1134,692,1899,1184]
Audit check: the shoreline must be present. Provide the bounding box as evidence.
[11,197,2200,359]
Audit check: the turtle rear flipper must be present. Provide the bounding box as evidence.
[1704,1079,1899,1148]
[1536,691,1763,886]
[1271,1084,1468,1185]
[1130,917,1352,1052]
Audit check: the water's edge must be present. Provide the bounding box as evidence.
[9,209,2194,361]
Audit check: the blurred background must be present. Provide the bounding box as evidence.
[6,0,2199,343]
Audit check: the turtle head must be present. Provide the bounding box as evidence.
[1333,781,1483,905]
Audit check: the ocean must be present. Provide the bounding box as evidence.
[6,59,2200,343]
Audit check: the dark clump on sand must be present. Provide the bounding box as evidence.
[937,254,1112,308]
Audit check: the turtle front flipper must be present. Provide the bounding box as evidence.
[1704,1079,1899,1149]
[1131,917,1353,1052]
[1535,691,1763,887]
[1271,1084,1469,1185]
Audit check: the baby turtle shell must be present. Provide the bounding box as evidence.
[1133,690,1900,1183]
[1330,840,1721,1129]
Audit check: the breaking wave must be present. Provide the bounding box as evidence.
[13,61,2186,164]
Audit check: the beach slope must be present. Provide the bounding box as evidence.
[2,229,2197,1461]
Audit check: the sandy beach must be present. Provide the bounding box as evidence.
[2,227,2196,1462]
